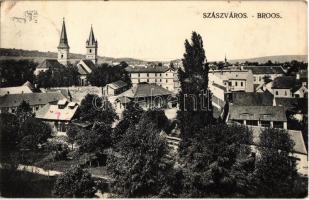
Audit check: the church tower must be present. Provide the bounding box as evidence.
[57,18,70,66]
[86,25,98,64]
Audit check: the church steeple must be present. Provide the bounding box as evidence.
[86,25,98,64]
[57,18,70,66]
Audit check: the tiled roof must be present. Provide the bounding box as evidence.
[81,60,96,71]
[244,66,285,74]
[120,83,172,98]
[229,105,287,122]
[230,91,273,106]
[125,65,170,73]
[250,126,307,155]
[107,80,128,90]
[275,98,301,109]
[0,85,33,96]
[36,100,78,121]
[36,59,65,69]
[0,92,67,108]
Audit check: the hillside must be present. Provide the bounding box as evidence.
[0,48,147,65]
[228,55,308,64]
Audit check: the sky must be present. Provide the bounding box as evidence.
[0,1,307,61]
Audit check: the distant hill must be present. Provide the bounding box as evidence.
[0,48,147,65]
[228,55,308,64]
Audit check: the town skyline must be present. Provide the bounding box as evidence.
[1,1,307,61]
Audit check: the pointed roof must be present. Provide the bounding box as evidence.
[86,25,97,46]
[58,18,69,49]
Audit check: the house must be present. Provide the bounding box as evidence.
[0,81,35,96]
[228,105,287,129]
[125,64,176,92]
[34,59,66,76]
[102,80,128,96]
[36,100,78,134]
[115,83,173,110]
[272,76,308,98]
[0,91,67,114]
[249,126,307,176]
[209,69,254,109]
[244,66,285,85]
[76,59,96,86]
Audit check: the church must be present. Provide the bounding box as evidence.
[34,18,98,86]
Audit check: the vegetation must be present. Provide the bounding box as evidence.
[87,62,131,87]
[53,166,96,198]
[0,59,37,87]
[36,64,79,88]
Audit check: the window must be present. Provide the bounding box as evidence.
[61,54,63,58]
[36,106,39,111]
[229,82,232,86]
[166,79,168,83]
[259,76,261,81]
[285,91,287,96]
[261,121,271,127]
[235,82,238,86]
[89,49,92,53]
[247,120,258,126]
[254,77,256,82]
[160,79,162,82]
[138,73,140,77]
[166,73,168,76]
[155,79,157,82]
[147,73,149,77]
[160,73,162,77]
[155,73,157,77]
[241,82,243,86]
[147,79,149,82]
[275,91,279,95]
[273,121,284,128]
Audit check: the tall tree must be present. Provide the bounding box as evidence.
[108,113,178,197]
[177,32,213,148]
[78,94,118,125]
[252,128,304,197]
[53,166,96,198]
[16,100,34,124]
[0,113,19,153]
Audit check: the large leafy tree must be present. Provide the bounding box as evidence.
[108,113,178,197]
[18,117,52,150]
[0,113,19,153]
[78,94,118,125]
[252,128,305,197]
[112,102,144,146]
[53,165,96,198]
[87,62,131,87]
[0,59,36,87]
[16,100,34,124]
[66,123,79,150]
[177,32,213,143]
[180,124,253,197]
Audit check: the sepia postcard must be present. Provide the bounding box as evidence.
[0,0,308,198]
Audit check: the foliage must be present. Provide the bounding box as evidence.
[180,124,253,197]
[0,59,36,87]
[0,113,19,152]
[66,123,79,150]
[78,94,118,125]
[76,122,112,155]
[16,100,34,124]
[252,128,303,197]
[18,117,52,150]
[53,166,96,198]
[177,31,213,141]
[36,64,79,88]
[108,115,178,197]
[87,62,131,87]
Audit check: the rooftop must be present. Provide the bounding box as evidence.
[107,80,128,90]
[36,100,78,121]
[272,76,297,89]
[119,83,172,98]
[125,65,170,73]
[0,92,67,108]
[0,81,34,96]
[244,66,285,74]
[229,105,287,122]
[36,59,65,69]
[230,91,274,106]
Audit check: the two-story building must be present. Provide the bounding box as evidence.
[0,91,67,114]
[125,64,176,92]
[272,76,308,98]
[209,69,254,109]
[244,66,285,86]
